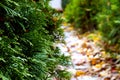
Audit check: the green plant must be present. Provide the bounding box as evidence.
[0,0,70,80]
[64,0,101,33]
[62,0,70,10]
[97,0,120,53]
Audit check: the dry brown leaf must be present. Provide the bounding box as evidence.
[81,51,86,55]
[75,61,86,66]
[91,58,100,65]
[87,45,92,49]
[111,67,118,73]
[67,47,71,52]
[81,42,87,48]
[104,77,110,80]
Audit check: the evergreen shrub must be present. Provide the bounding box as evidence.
[0,0,70,80]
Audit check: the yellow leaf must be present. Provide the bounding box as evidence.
[101,51,111,58]
[75,70,85,77]
[68,27,74,30]
[116,55,120,59]
[95,61,104,69]
[91,58,99,65]
[94,37,100,42]
[65,27,74,31]
[87,32,101,43]
[63,22,68,26]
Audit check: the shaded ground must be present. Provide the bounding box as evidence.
[55,23,120,80]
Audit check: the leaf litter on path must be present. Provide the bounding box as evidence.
[55,23,120,80]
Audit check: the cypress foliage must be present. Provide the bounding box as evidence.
[0,0,70,80]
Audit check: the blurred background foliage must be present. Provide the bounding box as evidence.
[64,0,101,33]
[97,0,120,53]
[62,0,70,10]
[0,0,71,80]
[63,0,120,57]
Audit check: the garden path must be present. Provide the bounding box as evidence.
[56,23,120,80]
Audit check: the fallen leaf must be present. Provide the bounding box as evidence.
[116,55,120,59]
[65,27,74,31]
[63,22,68,26]
[94,37,100,43]
[95,61,105,68]
[75,70,86,77]
[81,51,86,55]
[91,58,100,65]
[104,77,110,80]
[92,61,105,72]
[71,43,78,48]
[101,51,111,58]
[67,47,71,52]
[81,42,87,48]
[75,60,86,66]
[99,70,110,77]
[87,45,92,49]
[111,67,118,73]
